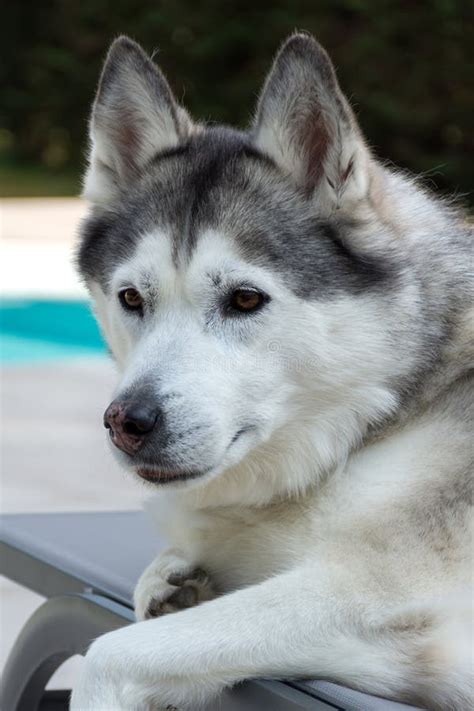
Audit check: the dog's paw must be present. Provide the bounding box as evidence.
[134,551,215,621]
[146,567,215,619]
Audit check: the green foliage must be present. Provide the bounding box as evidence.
[2,0,472,202]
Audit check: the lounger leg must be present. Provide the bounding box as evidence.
[0,593,134,711]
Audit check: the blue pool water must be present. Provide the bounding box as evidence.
[0,299,107,364]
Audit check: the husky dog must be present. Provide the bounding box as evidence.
[71,33,473,711]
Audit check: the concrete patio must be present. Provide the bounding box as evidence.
[1,198,145,689]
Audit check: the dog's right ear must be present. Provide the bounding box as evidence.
[84,36,192,206]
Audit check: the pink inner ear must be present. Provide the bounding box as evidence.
[299,108,331,190]
[114,107,143,175]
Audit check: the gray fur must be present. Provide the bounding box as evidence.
[78,127,395,297]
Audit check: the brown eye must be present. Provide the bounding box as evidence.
[228,288,267,314]
[119,287,143,312]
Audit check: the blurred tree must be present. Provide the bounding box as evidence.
[1,0,473,202]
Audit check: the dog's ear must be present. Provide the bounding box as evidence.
[254,33,371,214]
[84,36,193,205]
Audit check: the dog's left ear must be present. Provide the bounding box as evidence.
[84,36,193,206]
[254,33,372,214]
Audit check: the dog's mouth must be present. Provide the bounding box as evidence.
[135,466,206,485]
[134,426,258,486]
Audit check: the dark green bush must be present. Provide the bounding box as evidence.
[2,0,472,202]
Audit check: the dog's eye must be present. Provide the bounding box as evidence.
[119,288,143,312]
[228,288,267,314]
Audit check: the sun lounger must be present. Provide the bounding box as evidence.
[0,511,424,710]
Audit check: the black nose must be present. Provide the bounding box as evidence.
[122,403,158,435]
[103,399,159,455]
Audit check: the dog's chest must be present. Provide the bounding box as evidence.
[178,502,317,590]
[149,492,332,590]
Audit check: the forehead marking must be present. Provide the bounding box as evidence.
[187,229,238,275]
[151,128,277,267]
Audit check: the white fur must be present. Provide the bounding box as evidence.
[72,224,473,711]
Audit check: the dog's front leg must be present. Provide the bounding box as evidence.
[71,564,332,710]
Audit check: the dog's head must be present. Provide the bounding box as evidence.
[78,34,423,500]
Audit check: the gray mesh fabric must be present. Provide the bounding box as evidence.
[307,681,423,710]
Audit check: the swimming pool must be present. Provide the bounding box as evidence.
[0,299,107,364]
